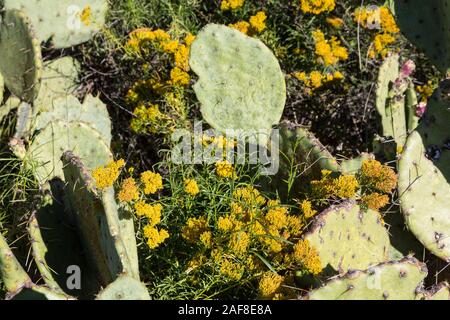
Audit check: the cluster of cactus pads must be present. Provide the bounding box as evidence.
[0,3,151,300]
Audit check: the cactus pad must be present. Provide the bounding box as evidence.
[96,275,150,300]
[28,120,112,183]
[307,257,427,300]
[61,152,139,283]
[303,201,390,273]
[190,24,286,144]
[4,0,109,49]
[35,94,112,144]
[398,80,450,261]
[0,10,42,102]
[395,1,450,74]
[0,73,4,104]
[35,57,80,111]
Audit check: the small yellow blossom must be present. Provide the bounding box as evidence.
[258,272,284,299]
[140,171,163,195]
[300,200,317,219]
[170,67,190,86]
[118,177,139,203]
[228,231,250,256]
[134,202,163,226]
[130,104,162,134]
[249,11,267,33]
[92,159,125,190]
[221,0,245,11]
[184,179,200,196]
[199,231,212,248]
[362,193,390,211]
[229,21,250,35]
[300,0,335,15]
[80,6,92,26]
[217,215,234,232]
[143,225,169,249]
[219,258,244,280]
[182,216,209,242]
[293,240,323,275]
[360,160,397,194]
[184,33,196,47]
[215,160,235,178]
[326,17,344,28]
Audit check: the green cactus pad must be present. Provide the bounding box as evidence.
[96,275,150,300]
[307,257,427,300]
[0,73,4,104]
[61,152,139,284]
[398,80,450,261]
[28,120,112,183]
[4,0,109,49]
[190,24,286,144]
[303,201,390,273]
[35,94,112,145]
[35,57,80,112]
[416,283,450,300]
[0,10,43,102]
[395,1,450,74]
[376,54,399,138]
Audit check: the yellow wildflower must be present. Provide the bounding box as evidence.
[143,225,169,249]
[416,81,436,102]
[219,258,243,280]
[313,29,348,66]
[217,215,234,232]
[258,272,284,299]
[265,205,289,230]
[300,200,317,219]
[130,104,162,134]
[134,202,162,226]
[170,67,190,86]
[80,6,91,26]
[326,17,344,28]
[360,160,397,193]
[300,0,335,15]
[182,216,209,242]
[199,231,212,248]
[379,7,399,34]
[309,71,323,88]
[228,231,250,256]
[362,193,390,211]
[333,175,359,199]
[233,186,266,206]
[184,33,196,47]
[221,0,245,11]
[162,40,179,53]
[184,178,200,196]
[249,11,267,33]
[92,159,125,190]
[215,160,235,178]
[140,171,163,194]
[118,177,139,203]
[174,44,190,71]
[229,21,250,35]
[293,240,323,275]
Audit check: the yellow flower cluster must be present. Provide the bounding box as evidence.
[182,216,210,243]
[294,70,344,90]
[311,170,359,200]
[143,225,169,249]
[292,239,323,275]
[79,5,92,26]
[361,192,389,211]
[221,0,244,11]
[258,272,284,299]
[118,177,140,203]
[135,202,163,226]
[326,17,344,28]
[130,104,162,134]
[219,258,244,280]
[126,29,195,86]
[300,0,335,15]
[354,6,399,58]
[228,231,250,256]
[215,160,236,178]
[359,160,397,194]
[416,81,436,102]
[229,11,267,36]
[141,171,163,194]
[299,200,317,219]
[184,179,200,196]
[312,29,348,66]
[92,159,125,190]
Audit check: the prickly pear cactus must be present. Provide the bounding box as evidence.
[303,201,391,273]
[62,152,139,283]
[416,283,450,300]
[28,94,112,183]
[376,54,400,138]
[0,10,43,102]
[0,232,73,300]
[4,0,109,49]
[307,257,427,300]
[190,24,286,144]
[395,0,450,74]
[34,57,80,112]
[398,79,450,262]
[96,275,150,300]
